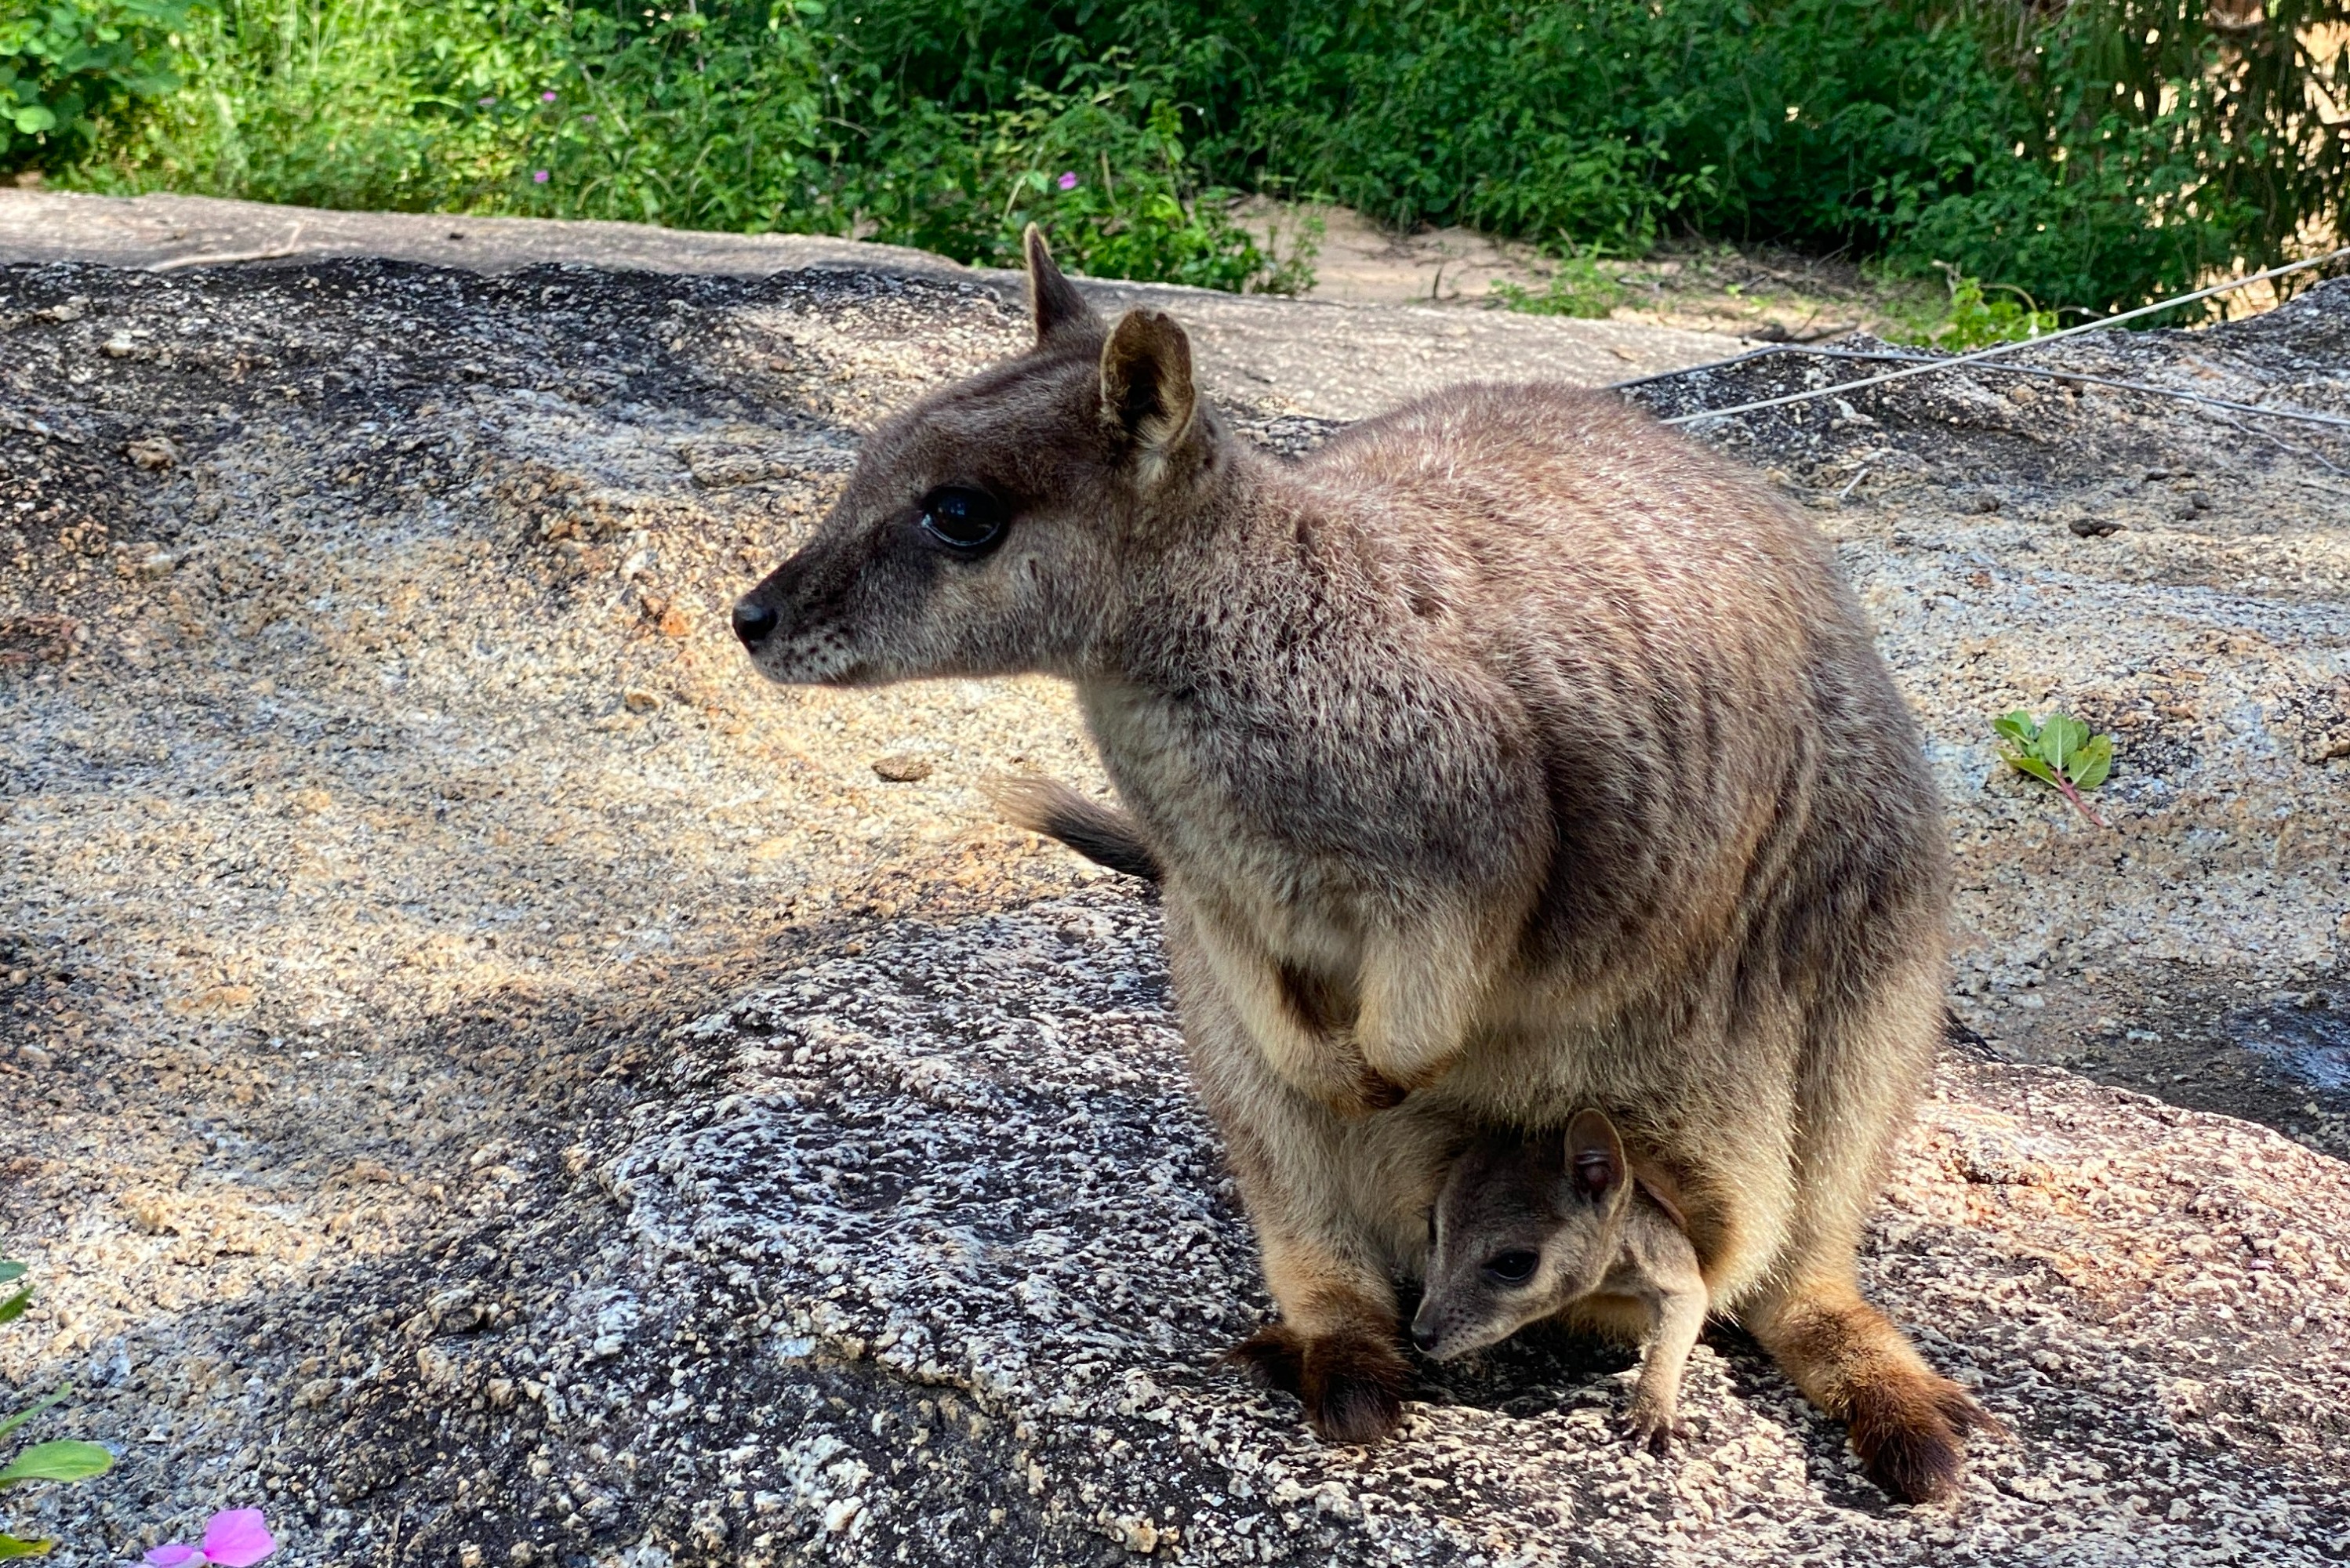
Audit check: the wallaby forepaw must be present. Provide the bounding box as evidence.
[1316,1065,1409,1119]
[1938,1381,2006,1439]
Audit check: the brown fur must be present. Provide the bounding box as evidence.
[1415,1111,1710,1453]
[732,228,1983,1501]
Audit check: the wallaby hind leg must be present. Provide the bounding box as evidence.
[1749,953,1992,1502]
[1746,1276,1992,1501]
[1168,903,1418,1444]
[1226,1237,1412,1445]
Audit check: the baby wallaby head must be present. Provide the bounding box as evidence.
[1411,1109,1635,1362]
[732,226,1229,687]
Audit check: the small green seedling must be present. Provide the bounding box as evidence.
[0,1261,114,1559]
[1993,710,2114,827]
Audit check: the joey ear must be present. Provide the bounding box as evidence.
[1099,309,1197,456]
[1566,1109,1625,1203]
[1024,223,1095,344]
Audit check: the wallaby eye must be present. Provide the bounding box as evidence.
[919,485,1007,554]
[1483,1250,1540,1286]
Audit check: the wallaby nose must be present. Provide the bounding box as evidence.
[1409,1320,1439,1355]
[732,599,778,647]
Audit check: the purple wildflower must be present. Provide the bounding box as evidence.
[533,170,550,183]
[541,90,558,103]
[1057,171,1078,191]
[145,1509,276,1568]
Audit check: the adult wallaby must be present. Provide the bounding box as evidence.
[731,230,1987,1502]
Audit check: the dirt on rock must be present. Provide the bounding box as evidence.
[1,210,2346,1567]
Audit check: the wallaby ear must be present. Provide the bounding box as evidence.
[1566,1109,1625,1203]
[1024,223,1095,344]
[1099,309,1197,456]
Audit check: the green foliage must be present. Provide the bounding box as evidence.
[0,0,190,169]
[1491,254,1622,320]
[38,0,2350,310]
[1995,710,2115,826]
[1178,0,2346,314]
[70,1,1300,291]
[1902,263,2059,349]
[0,1445,111,1489]
[0,1262,112,1561]
[830,56,1298,290]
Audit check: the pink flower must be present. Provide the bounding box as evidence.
[532,170,550,183]
[1056,171,1078,191]
[146,1509,276,1567]
[541,90,558,103]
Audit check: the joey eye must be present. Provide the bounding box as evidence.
[918,485,1007,554]
[1482,1250,1540,1286]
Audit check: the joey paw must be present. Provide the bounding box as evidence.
[1623,1401,1691,1455]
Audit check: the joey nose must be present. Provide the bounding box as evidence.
[1409,1320,1439,1355]
[732,600,778,647]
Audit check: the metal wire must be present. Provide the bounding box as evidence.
[1618,247,2350,426]
[1744,346,2350,431]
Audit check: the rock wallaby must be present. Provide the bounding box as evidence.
[732,228,1989,1501]
[1413,1109,1707,1454]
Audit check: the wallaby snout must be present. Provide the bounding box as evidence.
[730,538,886,685]
[730,599,777,646]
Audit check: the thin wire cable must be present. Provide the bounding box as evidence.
[1622,247,2349,426]
[1756,346,2350,430]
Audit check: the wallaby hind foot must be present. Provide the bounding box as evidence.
[1224,1322,1409,1446]
[1749,1283,1999,1503]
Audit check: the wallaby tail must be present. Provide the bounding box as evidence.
[985,775,1162,882]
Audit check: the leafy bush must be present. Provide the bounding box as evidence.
[41,0,2350,311]
[835,59,1302,290]
[1169,0,2347,314]
[1,0,189,169]
[68,1,1302,292]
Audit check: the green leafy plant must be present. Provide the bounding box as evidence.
[837,56,1300,291]
[0,1261,114,1559]
[1491,252,1622,318]
[1993,710,2114,827]
[0,0,191,171]
[1906,263,2058,349]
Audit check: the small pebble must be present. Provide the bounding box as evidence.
[873,753,932,782]
[125,435,179,470]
